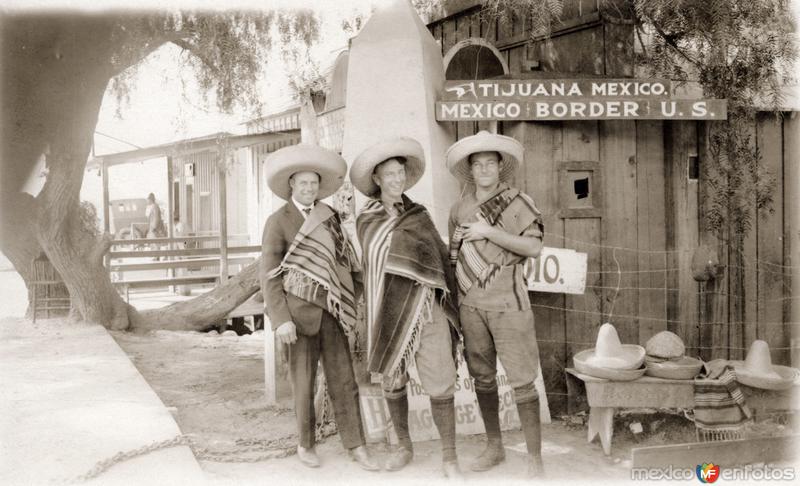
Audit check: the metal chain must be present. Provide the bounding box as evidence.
[63,421,340,482]
[65,434,191,483]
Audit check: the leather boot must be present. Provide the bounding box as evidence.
[385,393,413,471]
[471,390,505,472]
[517,397,545,478]
[349,445,380,471]
[296,445,320,468]
[430,396,461,478]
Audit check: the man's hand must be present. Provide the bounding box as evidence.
[276,321,298,345]
[461,220,497,242]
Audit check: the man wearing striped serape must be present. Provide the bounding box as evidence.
[261,144,378,471]
[446,131,546,477]
[350,138,463,479]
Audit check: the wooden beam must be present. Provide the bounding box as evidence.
[166,157,175,240]
[102,162,110,234]
[90,131,300,168]
[218,156,229,282]
[108,245,260,259]
[264,323,277,406]
[102,162,111,276]
[166,157,175,288]
[110,256,255,272]
[786,113,800,368]
[110,235,220,246]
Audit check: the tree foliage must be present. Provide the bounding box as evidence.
[477,0,795,242]
[0,9,321,329]
[631,0,795,241]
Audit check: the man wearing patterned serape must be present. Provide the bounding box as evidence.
[349,138,463,478]
[260,144,378,471]
[446,130,546,477]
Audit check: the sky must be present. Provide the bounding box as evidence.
[8,0,390,223]
[5,0,800,225]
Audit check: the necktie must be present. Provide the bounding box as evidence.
[302,208,311,217]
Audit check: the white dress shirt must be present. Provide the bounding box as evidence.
[292,197,315,219]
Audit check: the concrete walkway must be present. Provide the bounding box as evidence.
[0,317,206,485]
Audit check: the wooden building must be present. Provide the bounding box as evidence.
[425,0,798,414]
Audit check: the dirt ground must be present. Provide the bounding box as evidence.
[2,267,797,485]
[110,328,723,484]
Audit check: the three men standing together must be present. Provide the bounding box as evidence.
[261,131,545,478]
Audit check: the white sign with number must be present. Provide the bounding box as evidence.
[527,246,587,294]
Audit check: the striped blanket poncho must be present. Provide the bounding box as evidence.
[356,195,459,384]
[693,359,752,436]
[267,203,359,338]
[449,185,543,300]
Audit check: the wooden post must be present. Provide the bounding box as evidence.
[264,322,277,405]
[167,157,174,241]
[166,157,175,288]
[102,162,110,234]
[785,113,800,368]
[218,154,229,282]
[102,162,111,276]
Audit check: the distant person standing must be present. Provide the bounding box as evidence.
[145,193,165,260]
[145,193,165,239]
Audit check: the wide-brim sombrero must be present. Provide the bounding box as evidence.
[729,339,800,390]
[265,144,347,201]
[573,349,647,381]
[729,361,799,391]
[349,137,425,197]
[445,130,523,184]
[645,356,704,380]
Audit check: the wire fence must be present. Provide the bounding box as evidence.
[526,233,798,373]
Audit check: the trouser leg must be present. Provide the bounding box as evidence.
[430,396,457,463]
[288,331,320,449]
[460,305,501,436]
[487,308,540,402]
[415,304,459,463]
[384,388,412,451]
[486,308,544,475]
[475,390,502,443]
[318,312,366,450]
[461,306,506,471]
[516,393,542,457]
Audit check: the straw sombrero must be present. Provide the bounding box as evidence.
[645,356,704,380]
[349,137,426,197]
[730,340,799,390]
[445,130,523,184]
[645,331,686,360]
[265,144,347,201]
[573,323,646,381]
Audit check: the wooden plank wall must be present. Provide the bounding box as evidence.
[428,3,796,416]
[636,121,668,344]
[756,114,788,365]
[507,120,568,414]
[664,122,701,354]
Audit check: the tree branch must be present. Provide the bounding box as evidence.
[646,19,700,69]
[171,39,220,75]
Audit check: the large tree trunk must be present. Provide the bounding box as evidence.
[1,14,263,331]
[0,193,43,318]
[130,258,261,332]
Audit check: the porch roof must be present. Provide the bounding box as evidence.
[87,129,300,169]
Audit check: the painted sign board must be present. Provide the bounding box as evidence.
[528,247,588,294]
[437,99,727,121]
[360,358,550,443]
[442,78,674,101]
[437,78,727,121]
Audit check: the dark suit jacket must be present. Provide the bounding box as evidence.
[260,202,329,336]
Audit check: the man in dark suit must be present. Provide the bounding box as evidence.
[261,144,378,471]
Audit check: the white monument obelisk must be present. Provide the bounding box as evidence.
[341,0,458,233]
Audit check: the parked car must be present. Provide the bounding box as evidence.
[110,198,163,240]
